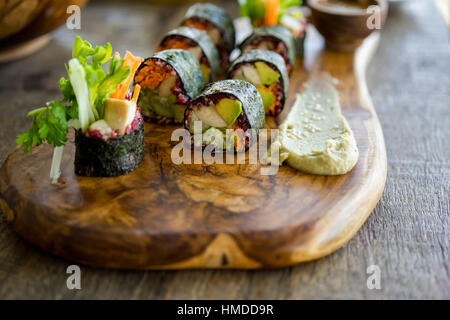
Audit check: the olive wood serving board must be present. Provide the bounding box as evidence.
[0,28,387,269]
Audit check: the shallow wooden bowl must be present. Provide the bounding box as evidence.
[0,0,88,62]
[308,0,388,51]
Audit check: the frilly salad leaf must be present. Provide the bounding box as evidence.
[17,36,131,154]
[239,0,302,24]
[66,36,130,120]
[238,0,266,22]
[278,0,303,19]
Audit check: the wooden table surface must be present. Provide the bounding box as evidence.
[0,0,448,299]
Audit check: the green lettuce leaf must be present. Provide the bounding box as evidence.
[239,0,266,22]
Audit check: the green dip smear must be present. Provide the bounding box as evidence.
[265,74,359,175]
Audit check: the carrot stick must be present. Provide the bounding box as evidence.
[264,0,279,26]
[110,51,144,100]
[131,84,141,102]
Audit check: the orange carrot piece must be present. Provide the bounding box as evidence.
[264,0,279,26]
[110,51,144,100]
[132,84,141,102]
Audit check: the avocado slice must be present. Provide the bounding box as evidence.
[215,98,242,126]
[200,64,211,82]
[150,93,175,118]
[257,86,275,110]
[173,104,186,123]
[255,61,280,85]
[137,88,157,117]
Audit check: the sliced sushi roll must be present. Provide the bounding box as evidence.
[228,49,289,116]
[181,3,235,70]
[157,26,220,83]
[134,49,205,124]
[184,80,265,152]
[279,7,307,58]
[239,25,296,73]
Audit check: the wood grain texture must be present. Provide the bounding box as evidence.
[0,25,386,269]
[0,0,448,298]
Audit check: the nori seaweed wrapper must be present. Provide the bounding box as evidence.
[189,79,265,133]
[148,49,205,99]
[74,122,145,177]
[182,3,236,53]
[162,27,220,81]
[227,49,289,104]
[239,25,296,69]
[295,33,306,57]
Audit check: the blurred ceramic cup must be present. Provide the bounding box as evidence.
[309,0,388,52]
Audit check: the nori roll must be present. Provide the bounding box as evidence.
[75,114,145,177]
[134,49,205,124]
[239,25,296,73]
[157,27,220,83]
[184,80,265,152]
[228,49,289,116]
[278,6,307,58]
[181,3,235,70]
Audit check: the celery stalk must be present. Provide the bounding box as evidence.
[68,58,95,131]
[50,146,64,184]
